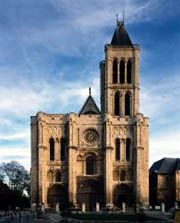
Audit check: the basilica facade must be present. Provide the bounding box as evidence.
[31,20,149,210]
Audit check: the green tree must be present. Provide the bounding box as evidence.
[0,161,30,195]
[0,171,4,182]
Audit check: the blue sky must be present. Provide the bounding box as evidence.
[0,0,180,170]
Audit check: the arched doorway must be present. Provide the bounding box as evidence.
[77,178,104,211]
[113,184,133,208]
[47,184,68,210]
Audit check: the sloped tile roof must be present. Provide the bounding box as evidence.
[79,95,101,115]
[111,21,133,46]
[150,157,180,174]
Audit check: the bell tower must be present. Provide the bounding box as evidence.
[101,20,149,208]
[100,20,140,117]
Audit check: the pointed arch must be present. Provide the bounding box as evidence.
[47,184,68,209]
[113,184,133,207]
[125,92,131,116]
[120,170,126,181]
[127,60,132,84]
[55,170,61,182]
[60,137,66,161]
[126,138,131,161]
[120,60,125,84]
[112,59,118,83]
[86,155,96,175]
[114,91,120,116]
[49,138,55,161]
[115,138,120,161]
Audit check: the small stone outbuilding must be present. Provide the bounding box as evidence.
[150,157,180,209]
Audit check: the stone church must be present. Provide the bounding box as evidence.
[31,20,149,210]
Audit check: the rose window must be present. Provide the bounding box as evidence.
[83,129,99,144]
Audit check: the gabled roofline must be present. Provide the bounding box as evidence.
[79,95,101,115]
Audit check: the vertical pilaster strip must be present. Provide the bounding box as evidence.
[55,139,60,161]
[68,115,77,205]
[117,59,120,83]
[122,92,125,117]
[125,60,127,83]
[120,139,125,162]
[38,145,46,205]
[68,146,77,205]
[105,118,113,205]
[134,49,140,115]
[31,116,38,205]
[135,116,149,207]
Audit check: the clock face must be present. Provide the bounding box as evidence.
[83,129,99,144]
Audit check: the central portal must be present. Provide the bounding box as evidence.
[47,184,68,209]
[113,184,133,208]
[77,177,104,211]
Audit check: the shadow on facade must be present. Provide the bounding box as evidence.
[47,184,68,210]
[77,177,104,211]
[113,183,133,208]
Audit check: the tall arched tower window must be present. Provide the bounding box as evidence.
[60,137,66,161]
[127,60,132,84]
[112,59,118,83]
[49,138,55,161]
[126,138,131,161]
[115,138,120,161]
[114,92,120,116]
[125,92,131,116]
[86,156,95,175]
[120,60,125,84]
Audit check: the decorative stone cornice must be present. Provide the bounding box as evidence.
[38,145,47,150]
[68,146,78,150]
[136,146,144,150]
[105,146,113,150]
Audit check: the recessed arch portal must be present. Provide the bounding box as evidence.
[77,178,104,211]
[47,184,68,209]
[113,184,133,207]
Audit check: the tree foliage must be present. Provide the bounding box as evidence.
[0,181,30,210]
[0,161,30,195]
[0,171,5,182]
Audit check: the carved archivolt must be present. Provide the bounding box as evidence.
[113,126,133,138]
[47,126,62,138]
[114,127,123,136]
[77,154,83,161]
